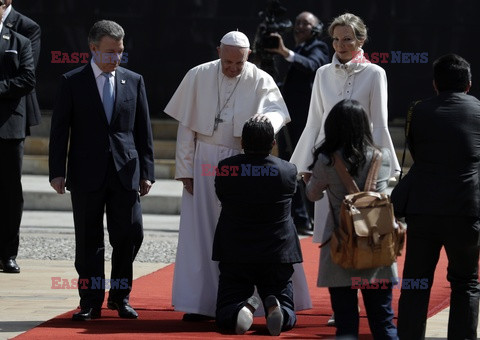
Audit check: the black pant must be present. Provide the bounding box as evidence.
[71,157,143,309]
[398,215,480,340]
[216,262,296,332]
[0,138,24,260]
[329,285,397,339]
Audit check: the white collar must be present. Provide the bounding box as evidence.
[90,58,116,78]
[2,5,12,22]
[332,48,369,75]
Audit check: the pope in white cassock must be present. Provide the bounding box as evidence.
[164,31,312,320]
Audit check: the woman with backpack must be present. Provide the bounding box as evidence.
[304,99,398,339]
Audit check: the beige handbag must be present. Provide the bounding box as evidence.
[329,150,405,269]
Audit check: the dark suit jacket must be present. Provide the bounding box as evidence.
[48,63,155,193]
[0,26,35,139]
[4,7,41,129]
[212,154,303,264]
[405,91,480,216]
[282,38,329,139]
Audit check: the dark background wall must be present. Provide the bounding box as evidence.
[19,0,480,119]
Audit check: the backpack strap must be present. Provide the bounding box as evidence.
[363,149,382,191]
[333,153,360,194]
[333,150,382,193]
[322,154,361,249]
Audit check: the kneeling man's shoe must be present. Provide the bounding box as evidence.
[235,295,261,335]
[107,301,138,319]
[265,295,284,336]
[0,259,20,273]
[72,307,101,321]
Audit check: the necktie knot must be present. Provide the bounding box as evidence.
[102,72,114,124]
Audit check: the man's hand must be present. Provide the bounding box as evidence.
[139,179,153,196]
[50,177,66,194]
[179,178,194,195]
[251,113,271,124]
[264,33,290,58]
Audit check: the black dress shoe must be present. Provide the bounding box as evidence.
[72,307,101,321]
[182,313,215,322]
[107,301,138,319]
[0,259,20,273]
[296,226,314,236]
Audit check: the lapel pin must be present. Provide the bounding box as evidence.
[5,23,13,28]
[2,34,10,40]
[121,79,126,84]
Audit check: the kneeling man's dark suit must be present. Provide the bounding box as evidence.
[213,153,303,331]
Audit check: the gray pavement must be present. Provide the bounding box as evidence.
[18,211,180,263]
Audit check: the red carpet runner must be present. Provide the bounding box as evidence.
[16,237,450,339]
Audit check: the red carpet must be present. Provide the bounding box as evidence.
[16,238,450,339]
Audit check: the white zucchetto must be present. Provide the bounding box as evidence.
[220,31,250,48]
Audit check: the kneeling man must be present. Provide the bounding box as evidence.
[213,116,303,335]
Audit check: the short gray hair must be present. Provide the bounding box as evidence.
[88,20,124,46]
[328,13,368,43]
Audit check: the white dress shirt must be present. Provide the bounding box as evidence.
[91,59,115,102]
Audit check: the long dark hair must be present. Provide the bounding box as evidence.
[309,99,375,176]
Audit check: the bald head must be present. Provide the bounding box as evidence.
[294,11,321,44]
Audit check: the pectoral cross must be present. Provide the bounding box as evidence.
[214,114,224,131]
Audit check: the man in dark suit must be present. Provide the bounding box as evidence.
[2,0,41,132]
[49,20,155,321]
[396,54,480,340]
[213,116,303,336]
[0,0,35,274]
[266,11,329,235]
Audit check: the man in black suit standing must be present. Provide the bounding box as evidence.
[2,0,41,133]
[0,0,35,274]
[266,11,329,235]
[396,54,480,340]
[49,20,155,321]
[213,116,303,336]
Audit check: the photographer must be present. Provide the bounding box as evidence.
[266,11,329,235]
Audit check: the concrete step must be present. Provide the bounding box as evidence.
[24,136,176,160]
[21,175,182,215]
[22,155,176,179]
[31,113,179,140]
[21,210,180,234]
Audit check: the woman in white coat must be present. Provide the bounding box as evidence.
[291,12,400,244]
[290,13,400,327]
